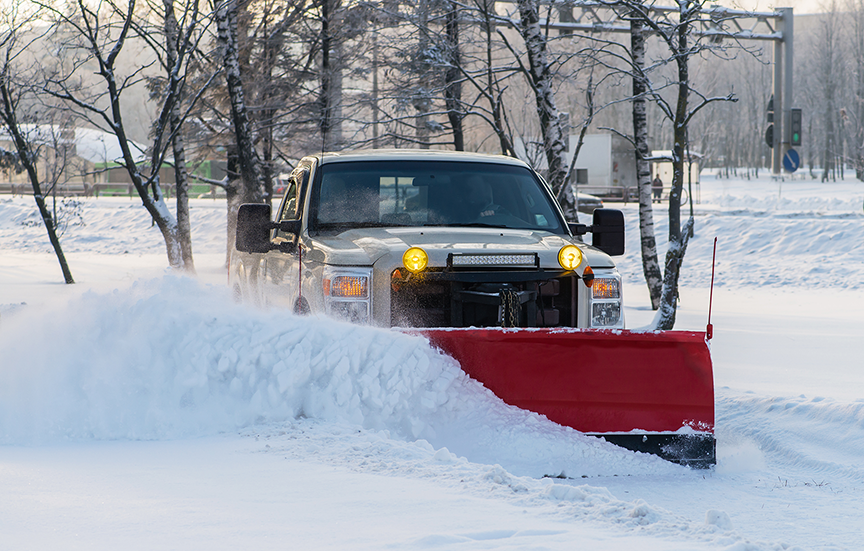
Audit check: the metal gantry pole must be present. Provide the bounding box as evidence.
[773,27,783,173]
[783,8,794,158]
[773,7,794,174]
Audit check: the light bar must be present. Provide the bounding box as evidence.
[450,253,537,268]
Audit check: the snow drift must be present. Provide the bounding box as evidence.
[0,276,679,477]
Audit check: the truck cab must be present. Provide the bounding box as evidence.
[231,150,625,330]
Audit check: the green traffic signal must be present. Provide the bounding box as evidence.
[790,109,802,147]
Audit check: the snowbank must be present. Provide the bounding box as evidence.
[615,180,864,289]
[0,275,678,478]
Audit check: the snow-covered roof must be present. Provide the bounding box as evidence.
[0,124,147,165]
[74,127,147,164]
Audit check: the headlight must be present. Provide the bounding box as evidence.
[592,302,621,327]
[558,245,583,271]
[323,268,372,324]
[592,277,620,299]
[324,275,368,298]
[589,273,623,328]
[402,247,428,273]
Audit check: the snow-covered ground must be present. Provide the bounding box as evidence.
[1,175,862,550]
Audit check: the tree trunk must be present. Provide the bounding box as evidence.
[823,84,836,183]
[258,1,281,204]
[856,0,864,182]
[319,0,344,151]
[516,0,574,219]
[413,0,432,149]
[217,0,264,263]
[164,0,195,272]
[667,12,690,243]
[481,0,514,156]
[630,11,662,310]
[217,0,264,204]
[654,217,694,330]
[444,2,464,151]
[224,147,241,266]
[0,81,74,284]
[104,61,184,269]
[655,2,694,330]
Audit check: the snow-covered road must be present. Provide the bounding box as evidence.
[1,176,863,550]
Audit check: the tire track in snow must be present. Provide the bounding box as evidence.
[716,389,864,483]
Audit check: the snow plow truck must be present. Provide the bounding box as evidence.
[231,150,715,467]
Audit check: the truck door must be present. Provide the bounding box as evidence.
[264,166,308,310]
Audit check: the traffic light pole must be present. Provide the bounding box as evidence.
[773,7,794,175]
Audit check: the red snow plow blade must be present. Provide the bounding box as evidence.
[419,328,715,467]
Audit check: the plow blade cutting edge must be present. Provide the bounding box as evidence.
[419,328,715,468]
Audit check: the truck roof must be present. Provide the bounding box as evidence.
[305,149,532,168]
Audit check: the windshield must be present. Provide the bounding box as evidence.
[310,160,566,234]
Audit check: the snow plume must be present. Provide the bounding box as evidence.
[0,276,678,477]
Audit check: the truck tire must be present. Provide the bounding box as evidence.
[294,297,310,315]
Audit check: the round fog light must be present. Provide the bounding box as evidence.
[403,247,429,273]
[558,244,583,271]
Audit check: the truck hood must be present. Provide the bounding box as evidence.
[305,227,616,269]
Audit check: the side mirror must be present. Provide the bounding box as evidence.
[278,219,301,236]
[236,204,273,253]
[591,208,625,256]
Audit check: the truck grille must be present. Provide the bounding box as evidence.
[390,270,577,328]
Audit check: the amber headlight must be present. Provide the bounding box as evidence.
[322,268,372,324]
[592,277,621,299]
[558,245,583,271]
[402,247,428,273]
[324,275,368,298]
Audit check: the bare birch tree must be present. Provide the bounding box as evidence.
[605,0,740,328]
[627,5,662,309]
[135,0,214,272]
[215,0,265,258]
[513,0,572,215]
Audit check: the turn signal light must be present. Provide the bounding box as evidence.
[582,265,595,287]
[592,277,620,299]
[324,275,368,298]
[402,247,429,273]
[558,245,583,271]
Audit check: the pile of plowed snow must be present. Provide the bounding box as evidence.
[0,276,680,478]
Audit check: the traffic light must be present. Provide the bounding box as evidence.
[790,108,802,146]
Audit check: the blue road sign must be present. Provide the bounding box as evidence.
[783,148,800,172]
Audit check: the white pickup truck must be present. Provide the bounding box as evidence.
[230,150,719,467]
[231,150,626,331]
